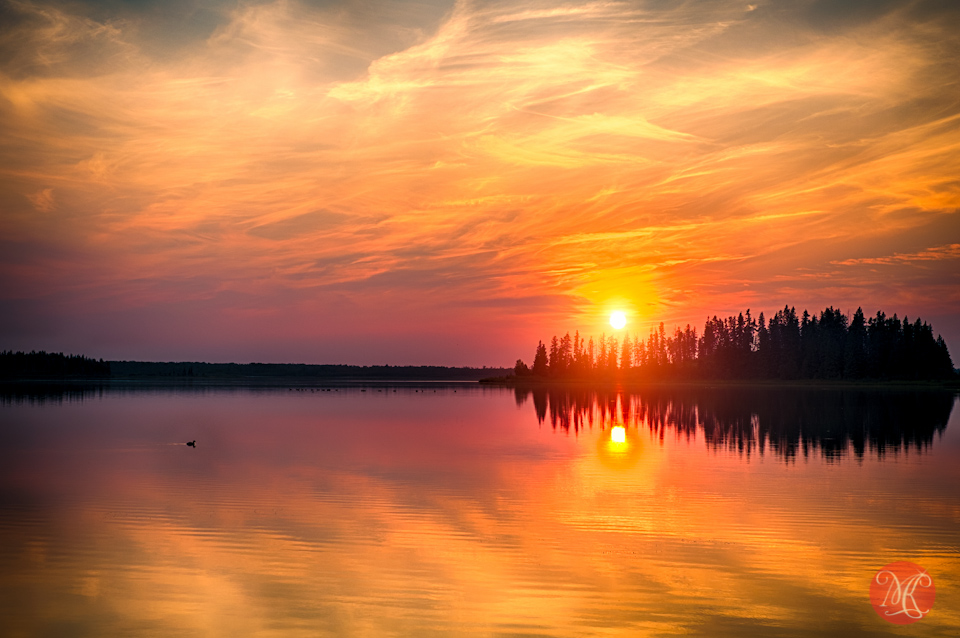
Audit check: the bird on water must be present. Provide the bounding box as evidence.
[187,440,196,447]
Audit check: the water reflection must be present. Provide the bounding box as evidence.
[516,387,954,460]
[0,380,487,406]
[610,425,626,443]
[1,386,958,636]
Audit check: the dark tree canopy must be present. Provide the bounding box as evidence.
[0,351,111,378]
[515,306,955,381]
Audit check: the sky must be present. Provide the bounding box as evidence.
[1,0,958,365]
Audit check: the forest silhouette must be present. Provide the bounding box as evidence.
[515,306,955,381]
[0,351,507,382]
[0,350,110,379]
[517,387,954,461]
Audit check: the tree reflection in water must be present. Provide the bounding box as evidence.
[515,387,954,461]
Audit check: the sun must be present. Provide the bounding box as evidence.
[610,311,627,330]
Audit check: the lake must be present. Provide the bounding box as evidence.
[1,385,957,636]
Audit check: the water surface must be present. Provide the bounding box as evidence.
[1,386,957,636]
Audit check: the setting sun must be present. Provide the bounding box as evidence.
[611,425,626,443]
[610,312,627,330]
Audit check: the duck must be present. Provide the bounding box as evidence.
[187,440,196,447]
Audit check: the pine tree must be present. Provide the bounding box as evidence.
[532,341,548,376]
[757,312,770,377]
[560,333,572,374]
[520,305,953,383]
[620,334,632,372]
[598,333,607,372]
[657,322,667,366]
[608,336,619,371]
[573,331,582,373]
[634,336,646,371]
[548,336,560,374]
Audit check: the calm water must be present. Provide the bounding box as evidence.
[1,385,957,637]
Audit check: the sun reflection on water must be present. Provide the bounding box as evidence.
[610,425,626,443]
[597,423,643,471]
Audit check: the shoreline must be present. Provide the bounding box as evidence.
[0,376,490,387]
[2,375,957,392]
[479,375,960,391]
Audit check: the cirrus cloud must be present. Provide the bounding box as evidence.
[1,0,959,362]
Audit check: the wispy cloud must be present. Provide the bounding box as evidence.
[832,244,960,266]
[25,187,54,211]
[1,0,959,361]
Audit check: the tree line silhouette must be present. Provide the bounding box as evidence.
[514,306,955,381]
[0,351,508,381]
[0,350,110,379]
[516,387,954,460]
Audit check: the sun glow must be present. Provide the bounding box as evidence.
[599,423,639,469]
[610,311,627,330]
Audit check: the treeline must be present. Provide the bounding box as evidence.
[109,361,506,380]
[515,307,955,381]
[0,353,507,381]
[0,351,111,378]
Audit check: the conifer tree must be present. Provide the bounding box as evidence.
[608,336,619,371]
[844,307,867,378]
[620,334,632,372]
[560,333,572,374]
[549,336,560,374]
[533,341,548,376]
[520,305,954,382]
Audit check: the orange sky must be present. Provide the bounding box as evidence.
[1,0,958,364]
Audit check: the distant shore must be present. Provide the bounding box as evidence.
[2,376,956,391]
[2,350,956,391]
[0,353,509,385]
[479,375,960,391]
[0,378,491,393]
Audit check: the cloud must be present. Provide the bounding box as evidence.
[247,209,351,241]
[1,0,960,359]
[832,243,960,266]
[25,187,54,211]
